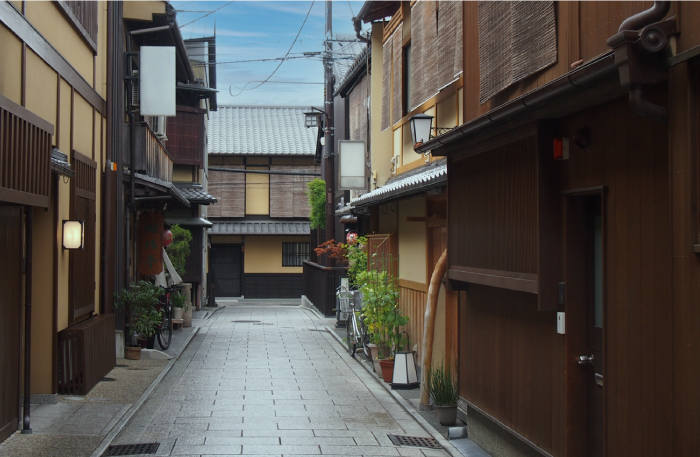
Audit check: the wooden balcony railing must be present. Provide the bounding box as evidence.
[303,261,347,317]
[124,122,173,182]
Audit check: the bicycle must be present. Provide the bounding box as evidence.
[156,286,174,350]
[338,287,370,358]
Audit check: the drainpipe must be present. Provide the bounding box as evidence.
[607,1,673,123]
[353,17,369,44]
[22,208,33,434]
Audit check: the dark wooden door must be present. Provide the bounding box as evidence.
[565,194,604,457]
[211,244,242,297]
[0,206,22,442]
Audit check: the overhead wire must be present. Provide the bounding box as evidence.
[229,1,315,97]
[179,1,235,28]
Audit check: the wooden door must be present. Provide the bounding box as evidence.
[565,194,604,457]
[0,206,22,442]
[211,244,242,297]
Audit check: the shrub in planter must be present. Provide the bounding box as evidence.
[167,224,192,276]
[114,281,164,346]
[427,359,459,425]
[171,291,187,319]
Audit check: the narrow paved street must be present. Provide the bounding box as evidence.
[112,302,451,456]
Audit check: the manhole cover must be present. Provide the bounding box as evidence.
[387,435,442,449]
[232,320,260,323]
[106,442,159,456]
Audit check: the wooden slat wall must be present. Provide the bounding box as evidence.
[449,137,538,274]
[367,233,398,276]
[558,94,672,457]
[269,164,319,218]
[208,164,245,217]
[460,284,566,456]
[65,1,98,44]
[0,97,53,208]
[398,286,426,362]
[166,108,204,166]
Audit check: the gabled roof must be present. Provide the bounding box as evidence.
[208,106,319,156]
[333,39,367,84]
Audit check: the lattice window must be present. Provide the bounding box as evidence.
[282,242,310,267]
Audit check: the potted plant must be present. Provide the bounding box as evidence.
[359,268,408,381]
[171,291,187,320]
[115,281,164,355]
[133,307,163,349]
[427,359,459,425]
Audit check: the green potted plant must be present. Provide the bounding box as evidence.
[133,307,163,349]
[427,359,460,425]
[171,291,187,320]
[115,281,164,355]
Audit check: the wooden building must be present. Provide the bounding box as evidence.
[406,2,700,457]
[0,0,113,441]
[207,106,320,299]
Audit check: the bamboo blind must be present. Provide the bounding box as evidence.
[208,164,245,217]
[391,28,403,126]
[478,1,557,104]
[269,164,319,218]
[349,74,370,144]
[381,29,395,132]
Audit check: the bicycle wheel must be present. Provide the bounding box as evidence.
[360,318,371,358]
[157,306,172,350]
[346,313,356,356]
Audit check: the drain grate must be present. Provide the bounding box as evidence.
[101,377,115,382]
[106,442,159,456]
[232,320,260,323]
[387,434,442,449]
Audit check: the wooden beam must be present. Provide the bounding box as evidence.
[448,266,539,294]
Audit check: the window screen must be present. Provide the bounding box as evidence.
[282,242,310,267]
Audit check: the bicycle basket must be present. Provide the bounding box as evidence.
[337,291,354,313]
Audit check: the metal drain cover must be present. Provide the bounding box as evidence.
[387,434,442,449]
[106,442,159,456]
[232,320,260,323]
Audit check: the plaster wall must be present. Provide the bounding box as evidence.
[58,79,72,152]
[0,24,22,104]
[398,197,427,283]
[25,49,57,134]
[370,22,393,189]
[26,1,93,85]
[246,167,269,215]
[123,1,166,22]
[244,236,308,274]
[378,203,398,235]
[73,93,93,157]
[173,166,192,182]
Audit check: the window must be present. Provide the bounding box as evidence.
[283,242,310,267]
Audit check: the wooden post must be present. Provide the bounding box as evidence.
[420,249,447,408]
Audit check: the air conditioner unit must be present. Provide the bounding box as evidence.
[151,115,167,140]
[131,70,139,108]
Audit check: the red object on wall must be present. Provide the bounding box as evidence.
[138,213,163,275]
[162,229,173,247]
[346,231,358,244]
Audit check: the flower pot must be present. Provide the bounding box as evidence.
[436,405,458,426]
[173,307,184,320]
[146,334,156,349]
[138,338,147,348]
[124,346,141,360]
[379,359,395,382]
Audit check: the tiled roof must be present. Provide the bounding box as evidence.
[208,221,311,236]
[175,185,217,204]
[336,46,369,95]
[208,106,318,156]
[333,40,367,83]
[352,159,447,207]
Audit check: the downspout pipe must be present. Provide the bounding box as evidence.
[618,1,670,32]
[353,17,370,44]
[22,208,33,434]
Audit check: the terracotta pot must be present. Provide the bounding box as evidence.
[436,405,458,426]
[379,359,395,382]
[173,307,184,320]
[138,338,147,348]
[124,346,141,360]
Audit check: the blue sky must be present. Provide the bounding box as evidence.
[172,1,368,107]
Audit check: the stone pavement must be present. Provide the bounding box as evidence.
[111,300,461,456]
[0,300,489,457]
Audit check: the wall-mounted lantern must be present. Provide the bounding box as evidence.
[62,220,85,250]
[409,114,435,149]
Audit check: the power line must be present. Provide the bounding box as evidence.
[229,1,315,97]
[179,1,235,28]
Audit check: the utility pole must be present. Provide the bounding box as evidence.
[323,0,335,251]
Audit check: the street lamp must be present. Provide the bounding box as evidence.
[304,107,327,129]
[62,220,85,250]
[409,114,434,148]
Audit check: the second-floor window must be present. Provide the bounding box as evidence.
[282,242,310,267]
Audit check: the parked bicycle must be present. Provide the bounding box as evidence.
[338,287,370,358]
[156,286,176,350]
